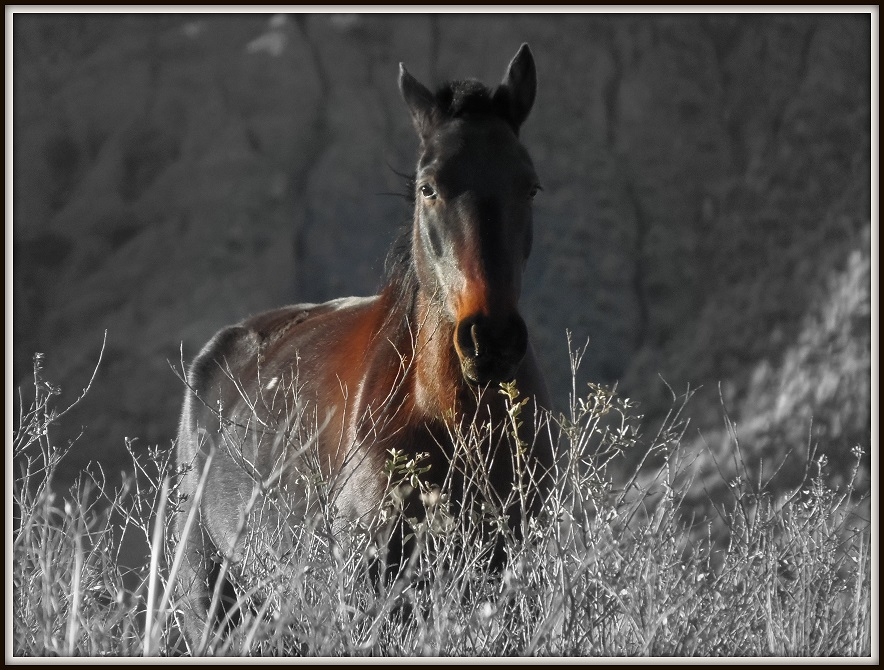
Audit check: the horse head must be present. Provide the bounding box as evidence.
[399,44,540,386]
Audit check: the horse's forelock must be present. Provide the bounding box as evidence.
[430,78,530,135]
[434,79,511,123]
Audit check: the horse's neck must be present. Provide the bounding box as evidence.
[404,291,465,419]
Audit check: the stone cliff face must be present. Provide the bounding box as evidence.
[12,13,871,490]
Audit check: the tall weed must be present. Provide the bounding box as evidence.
[10,343,872,657]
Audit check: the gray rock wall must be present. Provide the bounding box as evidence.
[12,13,871,490]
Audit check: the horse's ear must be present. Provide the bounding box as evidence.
[494,43,536,132]
[399,63,436,138]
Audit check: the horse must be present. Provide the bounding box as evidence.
[173,43,554,651]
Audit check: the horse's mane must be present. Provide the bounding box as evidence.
[378,169,419,337]
[383,224,418,303]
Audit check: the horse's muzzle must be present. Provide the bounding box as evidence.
[454,313,528,385]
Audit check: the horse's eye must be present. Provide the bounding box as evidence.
[528,185,542,201]
[419,183,437,200]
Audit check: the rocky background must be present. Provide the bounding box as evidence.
[12,13,872,497]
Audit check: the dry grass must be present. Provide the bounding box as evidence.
[10,343,872,657]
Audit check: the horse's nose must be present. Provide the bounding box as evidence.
[454,313,528,385]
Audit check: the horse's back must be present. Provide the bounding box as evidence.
[181,297,378,413]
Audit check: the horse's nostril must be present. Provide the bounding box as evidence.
[470,323,481,358]
[455,313,529,384]
[456,316,481,359]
